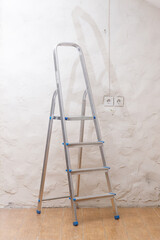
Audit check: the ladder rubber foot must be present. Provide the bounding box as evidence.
[37,210,41,214]
[114,215,120,220]
[73,221,78,226]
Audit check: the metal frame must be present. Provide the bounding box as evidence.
[37,42,119,226]
[37,90,57,213]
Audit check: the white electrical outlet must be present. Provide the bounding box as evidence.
[104,96,114,107]
[114,96,124,107]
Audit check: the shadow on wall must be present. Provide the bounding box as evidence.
[68,6,133,121]
[145,0,160,9]
[68,7,137,203]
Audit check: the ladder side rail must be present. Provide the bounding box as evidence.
[105,171,118,215]
[78,49,102,141]
[76,90,87,198]
[53,46,78,223]
[77,48,110,167]
[37,90,57,213]
[77,46,119,216]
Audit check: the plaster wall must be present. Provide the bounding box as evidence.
[0,0,160,208]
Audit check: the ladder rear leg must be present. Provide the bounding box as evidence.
[37,90,57,214]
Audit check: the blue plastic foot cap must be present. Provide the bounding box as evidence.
[38,199,40,202]
[37,210,41,214]
[114,215,120,220]
[73,221,78,226]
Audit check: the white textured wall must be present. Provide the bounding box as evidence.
[0,0,160,208]
[146,0,160,8]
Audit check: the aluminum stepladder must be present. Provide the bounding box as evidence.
[37,42,119,226]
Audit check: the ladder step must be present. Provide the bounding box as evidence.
[52,116,94,121]
[63,141,104,148]
[70,166,110,175]
[73,193,116,202]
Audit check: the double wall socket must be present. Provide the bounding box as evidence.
[104,96,124,107]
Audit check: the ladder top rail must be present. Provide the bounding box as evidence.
[53,42,83,72]
[55,42,81,50]
[53,42,102,141]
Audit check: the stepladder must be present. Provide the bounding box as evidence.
[37,42,119,226]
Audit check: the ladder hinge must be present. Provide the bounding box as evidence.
[62,143,69,146]
[66,169,72,172]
